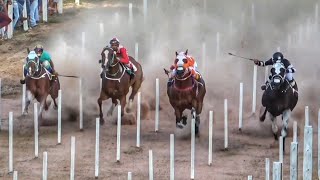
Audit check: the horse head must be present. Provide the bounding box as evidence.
[105,47,120,68]
[174,50,190,78]
[270,61,286,90]
[26,51,40,77]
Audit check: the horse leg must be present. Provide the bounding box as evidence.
[127,82,140,113]
[195,115,200,136]
[23,90,33,115]
[175,108,183,129]
[120,96,126,117]
[107,98,118,117]
[52,98,58,110]
[98,92,108,125]
[270,115,278,140]
[281,109,291,152]
[259,106,267,122]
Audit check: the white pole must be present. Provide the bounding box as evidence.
[22,66,26,114]
[248,175,253,180]
[224,99,228,150]
[239,83,243,131]
[155,78,159,132]
[318,109,320,179]
[128,172,132,180]
[136,92,141,147]
[203,0,207,14]
[79,79,83,131]
[143,0,147,24]
[7,4,13,39]
[191,116,195,179]
[303,126,313,180]
[22,1,28,31]
[58,90,62,144]
[279,136,283,163]
[290,142,298,180]
[42,0,48,22]
[81,32,85,52]
[170,134,174,180]
[216,32,220,61]
[251,3,255,26]
[305,106,309,126]
[13,171,18,180]
[264,66,269,83]
[75,0,79,6]
[34,103,38,158]
[70,136,76,180]
[95,118,100,178]
[208,110,213,166]
[116,105,121,162]
[43,151,48,180]
[135,43,139,61]
[149,150,153,180]
[273,162,282,180]
[9,112,13,173]
[0,78,1,130]
[252,65,257,113]
[202,42,206,75]
[129,3,133,25]
[58,0,63,14]
[265,158,270,180]
[315,4,319,31]
[293,121,297,143]
[99,23,104,38]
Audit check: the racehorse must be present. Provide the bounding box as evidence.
[259,61,298,151]
[23,50,60,126]
[164,50,206,135]
[98,47,143,125]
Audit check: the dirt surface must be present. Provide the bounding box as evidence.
[0,0,319,179]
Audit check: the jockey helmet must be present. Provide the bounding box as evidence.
[272,52,283,62]
[34,44,44,56]
[109,38,120,46]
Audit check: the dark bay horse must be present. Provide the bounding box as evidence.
[23,51,60,125]
[164,50,206,135]
[98,47,143,125]
[259,61,298,151]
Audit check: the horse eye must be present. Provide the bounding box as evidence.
[183,59,187,63]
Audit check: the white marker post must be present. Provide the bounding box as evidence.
[216,32,220,61]
[303,126,313,180]
[9,112,13,173]
[155,78,159,132]
[224,99,228,150]
[135,43,139,61]
[279,136,283,163]
[58,90,62,144]
[70,136,76,180]
[318,109,320,179]
[273,162,282,180]
[290,139,298,180]
[170,134,174,180]
[34,103,39,158]
[264,66,269,83]
[248,176,253,180]
[149,150,154,180]
[128,3,133,25]
[136,92,141,147]
[208,111,213,166]
[191,117,195,179]
[79,79,83,131]
[128,172,132,180]
[251,3,255,26]
[58,0,63,14]
[81,32,85,53]
[42,0,48,22]
[95,118,100,178]
[265,158,270,180]
[13,171,18,180]
[315,4,319,31]
[99,23,104,38]
[7,4,13,39]
[75,0,79,6]
[143,0,147,24]
[23,1,28,31]
[252,65,257,113]
[43,152,48,180]
[305,106,309,126]
[239,83,243,131]
[116,105,121,162]
[22,66,26,114]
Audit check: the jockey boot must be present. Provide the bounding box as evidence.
[20,79,26,84]
[261,84,266,90]
[126,68,135,80]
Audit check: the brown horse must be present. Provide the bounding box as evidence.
[164,50,206,135]
[98,47,143,125]
[23,50,60,125]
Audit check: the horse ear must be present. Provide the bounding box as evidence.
[175,51,178,56]
[185,49,188,56]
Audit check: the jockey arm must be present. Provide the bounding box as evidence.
[254,58,273,66]
[119,47,129,64]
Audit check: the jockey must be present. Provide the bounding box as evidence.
[168,52,201,86]
[20,44,58,84]
[101,37,136,80]
[254,52,296,90]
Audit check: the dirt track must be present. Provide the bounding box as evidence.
[0,0,319,179]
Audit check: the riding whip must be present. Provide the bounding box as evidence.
[228,52,257,62]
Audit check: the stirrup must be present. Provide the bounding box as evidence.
[20,79,26,84]
[261,85,266,90]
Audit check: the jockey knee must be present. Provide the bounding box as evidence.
[43,61,53,73]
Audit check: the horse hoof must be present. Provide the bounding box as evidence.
[274,134,278,141]
[53,106,58,110]
[22,111,28,116]
[176,123,184,129]
[100,118,105,125]
[259,116,265,122]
